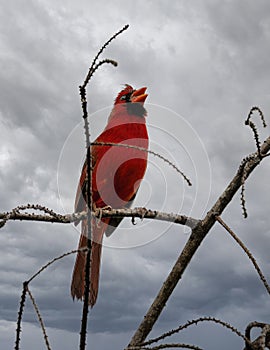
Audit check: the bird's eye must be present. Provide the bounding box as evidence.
[119,92,133,102]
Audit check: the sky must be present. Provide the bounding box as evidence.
[0,0,270,349]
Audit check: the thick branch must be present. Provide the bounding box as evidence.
[128,136,270,347]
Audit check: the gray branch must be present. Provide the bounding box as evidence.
[127,136,270,348]
[0,208,199,229]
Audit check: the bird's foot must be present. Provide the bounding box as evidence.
[95,205,112,227]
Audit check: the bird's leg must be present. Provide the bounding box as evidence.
[101,205,113,211]
[95,205,112,227]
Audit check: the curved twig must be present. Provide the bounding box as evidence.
[245,321,270,350]
[245,106,267,160]
[137,317,251,349]
[27,248,88,284]
[216,216,270,295]
[26,287,51,350]
[245,106,267,127]
[82,24,129,89]
[92,142,192,186]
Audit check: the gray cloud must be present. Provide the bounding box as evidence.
[1,1,270,349]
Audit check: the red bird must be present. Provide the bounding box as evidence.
[71,84,149,307]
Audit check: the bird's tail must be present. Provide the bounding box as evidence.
[71,218,108,307]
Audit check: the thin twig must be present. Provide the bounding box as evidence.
[85,58,117,82]
[241,107,268,217]
[246,106,267,128]
[26,286,51,350]
[92,142,192,186]
[216,216,270,295]
[245,106,267,160]
[239,153,259,218]
[240,183,248,218]
[79,79,92,350]
[27,249,87,284]
[82,24,129,89]
[140,317,250,347]
[14,282,27,350]
[246,120,262,158]
[0,204,66,228]
[129,344,202,350]
[244,321,270,350]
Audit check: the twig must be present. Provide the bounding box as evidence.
[79,73,92,350]
[0,204,66,228]
[140,317,249,347]
[239,153,259,218]
[245,107,266,163]
[216,216,270,295]
[246,120,262,159]
[14,282,27,350]
[82,24,129,89]
[128,136,270,347]
[78,24,129,350]
[241,107,267,217]
[27,249,87,284]
[26,286,51,350]
[14,249,88,349]
[92,142,192,186]
[240,183,248,218]
[244,321,270,350]
[246,106,267,128]
[129,344,202,350]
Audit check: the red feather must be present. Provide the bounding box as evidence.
[71,85,149,307]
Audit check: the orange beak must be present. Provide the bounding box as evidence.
[131,87,148,103]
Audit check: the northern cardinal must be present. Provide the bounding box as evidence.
[71,84,149,307]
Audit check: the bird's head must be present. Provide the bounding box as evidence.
[114,84,148,117]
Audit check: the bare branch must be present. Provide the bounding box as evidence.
[128,136,270,347]
[26,286,51,350]
[246,120,262,158]
[0,204,63,228]
[129,344,203,350]
[246,106,267,128]
[245,107,267,161]
[14,282,27,350]
[92,142,192,186]
[0,207,199,228]
[244,321,270,350]
[216,216,270,295]
[78,24,129,350]
[82,24,129,89]
[139,317,250,348]
[27,248,88,284]
[240,107,268,217]
[240,182,248,218]
[239,153,259,218]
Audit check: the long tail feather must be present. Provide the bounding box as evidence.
[71,219,108,307]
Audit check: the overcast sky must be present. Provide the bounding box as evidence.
[1,1,270,349]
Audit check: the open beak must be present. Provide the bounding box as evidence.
[131,87,148,103]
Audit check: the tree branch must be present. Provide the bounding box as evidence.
[0,207,199,228]
[127,136,270,347]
